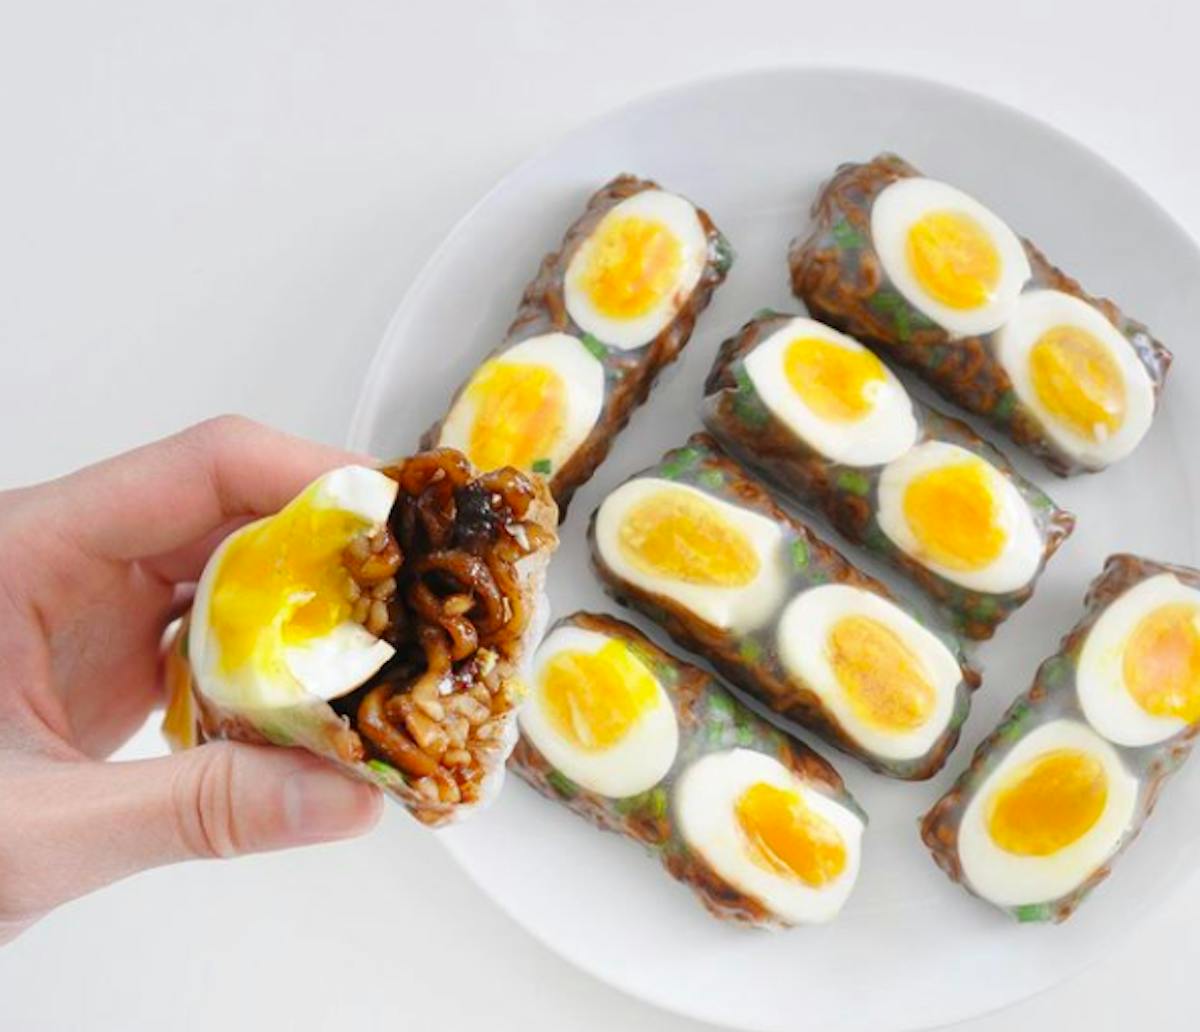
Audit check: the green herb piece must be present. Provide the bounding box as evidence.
[713,234,735,275]
[545,769,579,799]
[1040,655,1073,689]
[366,759,401,779]
[971,596,1000,621]
[836,470,871,496]
[894,306,913,343]
[646,786,668,819]
[789,537,810,570]
[868,290,903,316]
[659,446,703,480]
[1014,903,1051,923]
[531,458,552,475]
[735,725,756,747]
[698,469,725,490]
[992,391,1017,421]
[738,639,763,663]
[928,345,949,370]
[831,218,866,251]
[753,307,786,321]
[580,332,608,361]
[731,365,770,429]
[707,691,736,720]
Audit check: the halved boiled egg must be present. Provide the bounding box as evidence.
[743,317,918,466]
[564,189,708,350]
[189,465,398,709]
[1077,573,1200,747]
[957,720,1138,907]
[871,178,1031,337]
[674,748,864,924]
[520,625,679,797]
[438,332,605,477]
[776,584,963,760]
[995,290,1156,468]
[593,478,787,632]
[876,441,1041,593]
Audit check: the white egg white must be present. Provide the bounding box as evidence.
[776,584,962,760]
[594,478,788,632]
[673,748,864,924]
[437,332,606,476]
[519,626,679,798]
[188,465,398,709]
[957,720,1138,907]
[564,189,708,351]
[1078,573,1200,747]
[743,316,918,467]
[994,289,1156,468]
[876,440,1042,594]
[871,177,1030,338]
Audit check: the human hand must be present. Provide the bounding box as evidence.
[0,416,383,944]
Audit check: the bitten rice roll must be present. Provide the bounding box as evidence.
[163,449,557,826]
[422,175,733,515]
[921,554,1200,922]
[703,312,1074,639]
[587,433,979,780]
[789,154,1171,476]
[510,611,866,927]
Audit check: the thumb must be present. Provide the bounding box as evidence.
[4,742,382,919]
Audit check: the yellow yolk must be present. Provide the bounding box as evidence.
[906,209,1002,310]
[1123,602,1200,723]
[539,640,659,751]
[209,493,368,679]
[986,749,1109,857]
[618,488,760,587]
[1029,325,1127,441]
[783,336,887,423]
[735,781,848,888]
[902,459,1006,571]
[465,359,567,472]
[826,615,936,732]
[579,214,683,320]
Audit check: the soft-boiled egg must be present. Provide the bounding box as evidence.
[564,189,708,351]
[776,584,963,760]
[876,441,1041,594]
[189,465,398,709]
[593,478,787,632]
[1077,573,1200,747]
[957,719,1138,907]
[438,332,605,477]
[871,177,1031,337]
[520,625,679,797]
[743,317,918,466]
[995,290,1156,468]
[674,748,864,924]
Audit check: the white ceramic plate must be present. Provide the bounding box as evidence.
[350,68,1200,1032]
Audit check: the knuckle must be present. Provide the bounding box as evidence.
[187,414,257,453]
[172,743,242,860]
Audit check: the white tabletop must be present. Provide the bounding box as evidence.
[2,2,1196,1029]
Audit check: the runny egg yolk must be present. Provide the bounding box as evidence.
[986,749,1109,857]
[1029,324,1127,442]
[902,459,1006,571]
[826,615,935,732]
[465,359,566,472]
[783,336,887,423]
[210,495,369,678]
[1123,602,1200,723]
[735,781,848,888]
[579,214,683,320]
[618,488,760,587]
[539,639,659,751]
[905,209,1002,311]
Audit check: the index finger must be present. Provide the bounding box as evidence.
[44,415,370,562]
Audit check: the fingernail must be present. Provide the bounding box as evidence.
[283,768,382,843]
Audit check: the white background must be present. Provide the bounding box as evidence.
[1,2,1196,1029]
